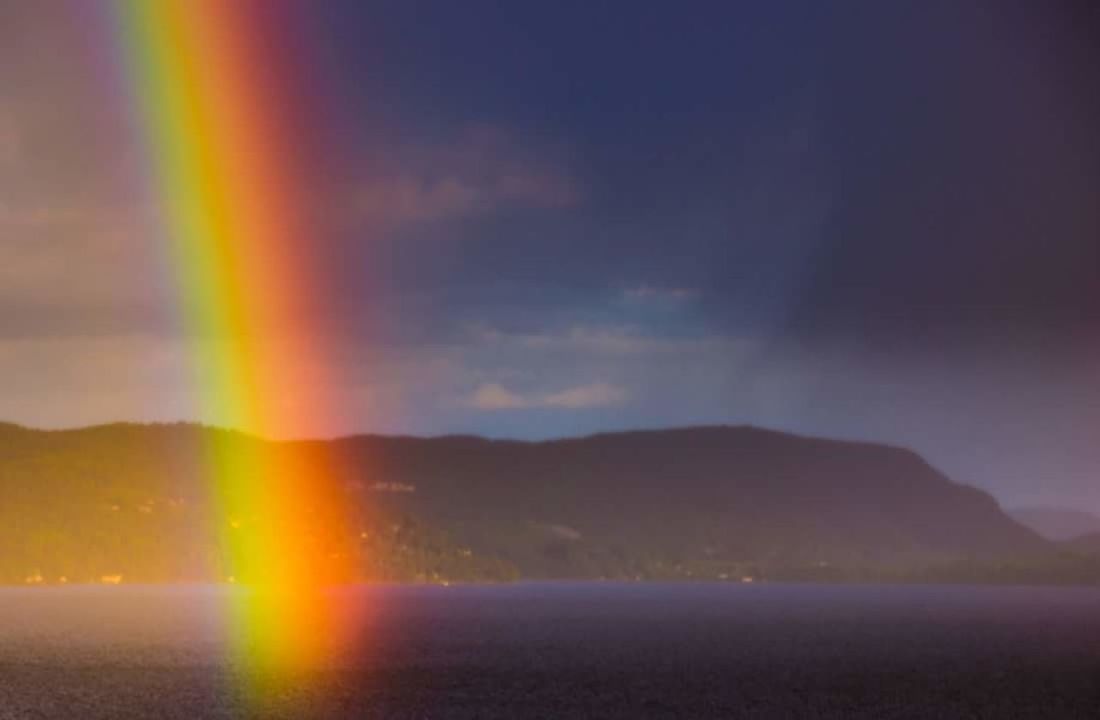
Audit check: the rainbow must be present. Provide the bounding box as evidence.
[109,0,356,684]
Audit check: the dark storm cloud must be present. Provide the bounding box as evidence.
[283,3,823,383]
[315,0,1100,355]
[785,1,1100,353]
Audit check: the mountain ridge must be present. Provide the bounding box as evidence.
[1,421,1092,585]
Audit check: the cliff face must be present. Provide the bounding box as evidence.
[0,423,1060,584]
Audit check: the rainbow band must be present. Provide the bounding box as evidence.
[111,0,355,678]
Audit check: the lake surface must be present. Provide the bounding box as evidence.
[1,583,1098,718]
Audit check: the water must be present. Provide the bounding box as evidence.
[1,583,1098,718]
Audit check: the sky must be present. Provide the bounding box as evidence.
[0,1,1098,511]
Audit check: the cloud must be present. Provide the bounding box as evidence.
[466,381,628,411]
[474,323,751,358]
[0,27,165,343]
[467,383,529,410]
[521,326,655,355]
[542,382,627,408]
[622,285,700,304]
[0,202,168,339]
[344,125,579,226]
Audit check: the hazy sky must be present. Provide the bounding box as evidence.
[1,1,1098,511]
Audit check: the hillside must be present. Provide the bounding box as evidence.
[1062,532,1100,556]
[0,423,1089,585]
[333,427,1052,580]
[1008,507,1100,541]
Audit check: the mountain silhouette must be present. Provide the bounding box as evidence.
[1,422,1092,585]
